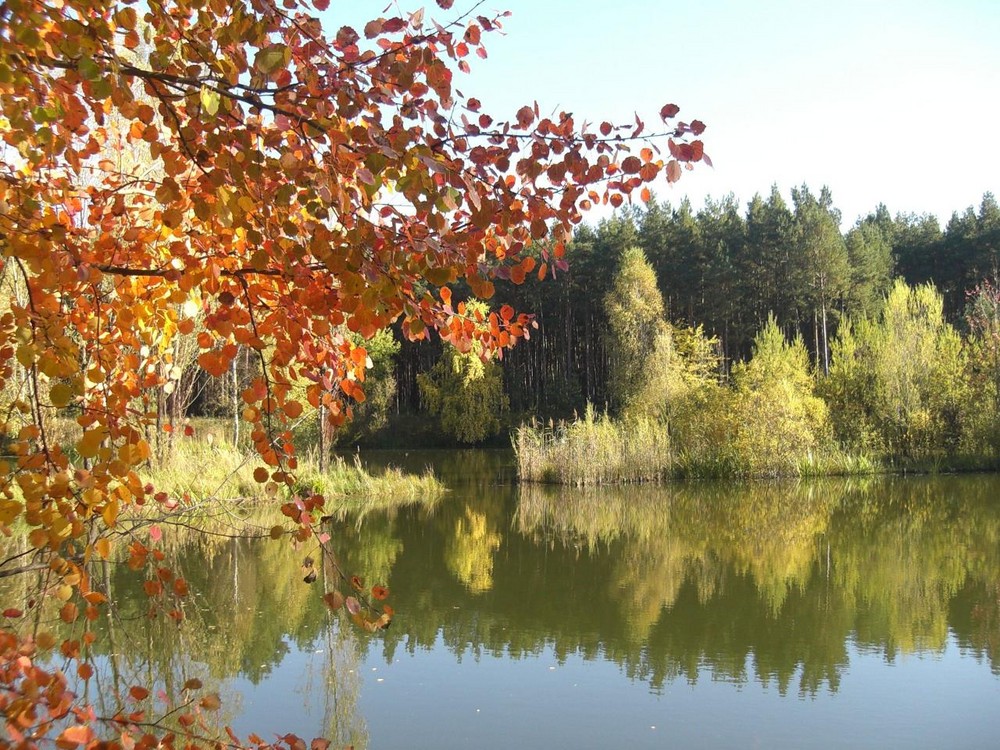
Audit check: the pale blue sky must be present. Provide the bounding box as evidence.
[345,1,1000,226]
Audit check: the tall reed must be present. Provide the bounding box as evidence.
[514,406,672,485]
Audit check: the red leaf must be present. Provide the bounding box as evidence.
[660,103,680,120]
[336,26,359,49]
[2,608,23,618]
[314,0,329,9]
[382,17,405,33]
[200,693,222,710]
[666,160,682,183]
[690,119,706,135]
[323,591,345,610]
[345,596,361,615]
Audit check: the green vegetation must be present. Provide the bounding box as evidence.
[516,270,995,483]
[144,428,445,509]
[417,300,509,444]
[42,183,996,462]
[603,246,672,416]
[513,406,671,485]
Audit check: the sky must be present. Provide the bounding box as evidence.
[357,0,1000,228]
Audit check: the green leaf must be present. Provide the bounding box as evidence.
[77,56,101,81]
[254,45,289,75]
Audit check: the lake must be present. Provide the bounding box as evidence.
[80,451,1000,748]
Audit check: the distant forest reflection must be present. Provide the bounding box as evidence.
[17,467,998,737]
[345,468,1000,696]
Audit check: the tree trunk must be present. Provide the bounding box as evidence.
[318,403,329,473]
[821,296,830,376]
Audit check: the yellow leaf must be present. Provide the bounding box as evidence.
[94,538,111,560]
[254,44,288,74]
[102,499,119,527]
[200,85,220,117]
[49,382,73,407]
[78,429,106,458]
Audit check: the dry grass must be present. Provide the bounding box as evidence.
[513,407,672,485]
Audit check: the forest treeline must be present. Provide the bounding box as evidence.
[49,184,997,461]
[488,186,1000,419]
[506,186,1000,479]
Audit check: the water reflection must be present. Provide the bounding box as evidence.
[358,473,1000,697]
[8,466,1000,744]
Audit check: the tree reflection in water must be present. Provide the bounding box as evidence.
[8,468,999,740]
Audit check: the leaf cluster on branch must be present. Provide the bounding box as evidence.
[0,0,705,745]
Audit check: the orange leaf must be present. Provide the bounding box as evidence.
[323,590,345,610]
[200,693,222,711]
[57,725,93,746]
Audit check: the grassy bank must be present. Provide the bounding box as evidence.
[142,434,445,510]
[513,412,1000,485]
[513,407,886,485]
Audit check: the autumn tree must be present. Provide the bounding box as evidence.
[0,0,708,743]
[964,279,1000,455]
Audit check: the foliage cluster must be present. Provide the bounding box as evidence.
[455,187,1000,426]
[516,248,1000,484]
[0,0,708,745]
[417,300,509,444]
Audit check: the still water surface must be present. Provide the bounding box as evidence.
[94,452,1000,748]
